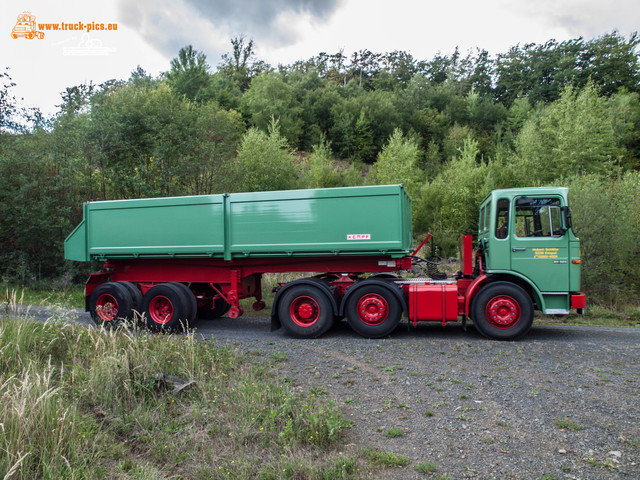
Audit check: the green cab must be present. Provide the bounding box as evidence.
[477,187,581,315]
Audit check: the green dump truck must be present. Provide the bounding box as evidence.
[65,185,585,340]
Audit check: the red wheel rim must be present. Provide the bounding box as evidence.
[485,295,521,329]
[149,296,174,325]
[289,296,320,327]
[96,294,118,322]
[356,294,388,326]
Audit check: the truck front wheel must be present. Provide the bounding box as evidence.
[345,285,401,338]
[471,282,534,340]
[278,285,334,338]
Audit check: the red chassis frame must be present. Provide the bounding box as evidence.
[84,235,483,325]
[85,255,414,318]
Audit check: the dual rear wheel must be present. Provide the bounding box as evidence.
[89,282,198,331]
[277,281,402,339]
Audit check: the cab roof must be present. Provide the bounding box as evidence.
[481,187,569,206]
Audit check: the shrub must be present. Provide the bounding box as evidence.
[567,171,640,305]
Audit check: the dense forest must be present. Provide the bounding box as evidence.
[1,32,639,305]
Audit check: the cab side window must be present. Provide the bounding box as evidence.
[495,199,509,239]
[515,197,561,237]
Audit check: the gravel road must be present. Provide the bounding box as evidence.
[30,306,640,479]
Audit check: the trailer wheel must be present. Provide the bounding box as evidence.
[471,282,533,340]
[278,285,333,338]
[168,283,197,327]
[200,297,231,320]
[117,281,143,322]
[345,285,401,338]
[143,283,191,331]
[89,282,133,327]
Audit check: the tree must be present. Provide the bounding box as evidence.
[417,135,490,251]
[515,83,620,182]
[608,90,640,169]
[0,68,21,135]
[578,32,640,97]
[166,45,211,102]
[241,72,304,146]
[229,119,297,192]
[87,82,243,199]
[568,172,640,304]
[219,36,269,91]
[367,129,422,204]
[302,138,362,188]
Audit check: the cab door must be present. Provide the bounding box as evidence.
[510,196,570,292]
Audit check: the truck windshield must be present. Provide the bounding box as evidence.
[515,198,562,237]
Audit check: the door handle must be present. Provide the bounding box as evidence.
[512,247,526,252]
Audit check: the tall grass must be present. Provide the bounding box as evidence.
[0,290,357,479]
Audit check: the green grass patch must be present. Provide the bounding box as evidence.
[415,460,437,474]
[554,418,585,431]
[536,304,640,328]
[0,301,358,479]
[1,284,85,309]
[363,448,409,468]
[383,427,404,438]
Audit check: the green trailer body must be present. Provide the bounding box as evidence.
[65,185,413,262]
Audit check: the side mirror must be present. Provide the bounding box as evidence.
[561,206,572,230]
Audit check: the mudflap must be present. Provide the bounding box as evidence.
[270,313,282,331]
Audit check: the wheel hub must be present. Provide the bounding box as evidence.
[297,303,314,319]
[149,296,173,324]
[290,296,320,326]
[486,295,521,328]
[96,294,118,322]
[357,294,388,325]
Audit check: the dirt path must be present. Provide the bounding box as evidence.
[206,318,640,480]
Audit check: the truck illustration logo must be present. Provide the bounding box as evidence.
[11,11,45,39]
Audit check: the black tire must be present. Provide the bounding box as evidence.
[199,297,231,320]
[471,282,534,340]
[345,284,402,338]
[142,283,190,331]
[277,285,334,338]
[168,283,197,326]
[89,282,134,327]
[192,283,230,320]
[117,281,143,322]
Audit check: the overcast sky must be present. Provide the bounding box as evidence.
[2,0,639,118]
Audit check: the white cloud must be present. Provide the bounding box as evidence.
[510,0,640,38]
